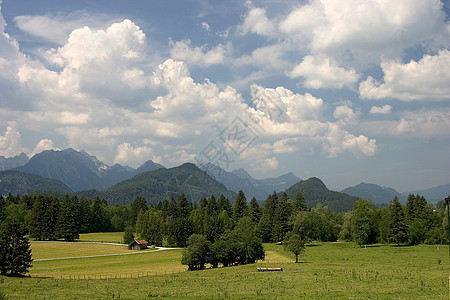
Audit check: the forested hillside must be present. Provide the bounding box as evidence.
[0,170,73,195]
[89,163,236,206]
[285,177,357,212]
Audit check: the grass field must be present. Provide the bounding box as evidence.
[77,232,124,244]
[1,240,450,299]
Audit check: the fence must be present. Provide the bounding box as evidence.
[31,268,189,280]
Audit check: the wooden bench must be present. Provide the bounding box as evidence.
[257,267,283,272]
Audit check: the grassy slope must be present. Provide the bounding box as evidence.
[1,242,449,299]
[77,232,124,244]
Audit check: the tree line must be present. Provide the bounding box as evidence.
[1,190,448,274]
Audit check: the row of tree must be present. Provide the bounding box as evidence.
[0,193,148,242]
[1,189,448,275]
[1,191,446,248]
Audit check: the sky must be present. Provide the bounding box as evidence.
[0,0,449,193]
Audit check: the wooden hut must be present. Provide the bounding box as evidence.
[130,240,149,250]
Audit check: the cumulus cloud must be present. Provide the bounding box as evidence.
[324,123,377,157]
[14,12,116,45]
[279,0,447,60]
[289,55,360,89]
[391,110,450,137]
[236,44,287,71]
[170,39,228,66]
[370,105,392,115]
[114,142,159,167]
[359,50,450,101]
[0,122,28,157]
[334,105,360,125]
[239,5,275,37]
[31,139,59,157]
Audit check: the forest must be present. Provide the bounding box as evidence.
[1,190,446,247]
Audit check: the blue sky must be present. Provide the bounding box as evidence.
[0,0,449,192]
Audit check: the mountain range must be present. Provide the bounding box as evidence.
[0,153,29,171]
[341,182,408,204]
[13,148,164,191]
[202,163,300,201]
[80,163,236,206]
[0,148,448,208]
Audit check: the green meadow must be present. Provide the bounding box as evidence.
[77,232,125,244]
[1,240,450,299]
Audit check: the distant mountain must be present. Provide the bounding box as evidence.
[0,170,72,196]
[0,153,29,171]
[407,183,450,203]
[284,177,357,212]
[83,163,236,206]
[15,148,164,192]
[202,164,300,200]
[342,182,407,204]
[134,160,165,175]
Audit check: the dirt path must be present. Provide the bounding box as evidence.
[33,244,180,262]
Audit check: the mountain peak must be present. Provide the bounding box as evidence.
[232,168,253,180]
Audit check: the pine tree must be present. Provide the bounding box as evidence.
[206,195,219,216]
[388,196,408,246]
[247,197,262,224]
[131,196,147,224]
[217,194,232,216]
[57,195,80,242]
[233,190,248,221]
[177,193,191,218]
[272,192,293,242]
[294,192,308,211]
[0,219,33,276]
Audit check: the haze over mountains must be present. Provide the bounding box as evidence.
[12,148,164,191]
[0,148,448,208]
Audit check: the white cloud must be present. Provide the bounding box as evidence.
[324,123,377,157]
[289,55,360,89]
[250,84,324,125]
[170,39,228,66]
[201,22,210,32]
[0,121,28,157]
[167,149,196,165]
[273,138,297,153]
[14,13,117,45]
[236,44,287,71]
[392,110,450,137]
[31,139,59,157]
[333,105,360,126]
[239,5,275,37]
[114,142,159,167]
[279,0,447,60]
[370,105,392,115]
[360,50,450,101]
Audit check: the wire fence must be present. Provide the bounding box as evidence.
[30,268,189,280]
[30,261,292,279]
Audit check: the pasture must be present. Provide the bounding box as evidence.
[1,240,449,299]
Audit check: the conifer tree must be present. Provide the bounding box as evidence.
[233,190,247,221]
[217,194,232,216]
[0,219,33,276]
[57,195,80,242]
[388,196,408,246]
[247,197,262,224]
[272,192,293,242]
[294,192,308,212]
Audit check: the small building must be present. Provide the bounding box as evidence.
[130,240,149,250]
